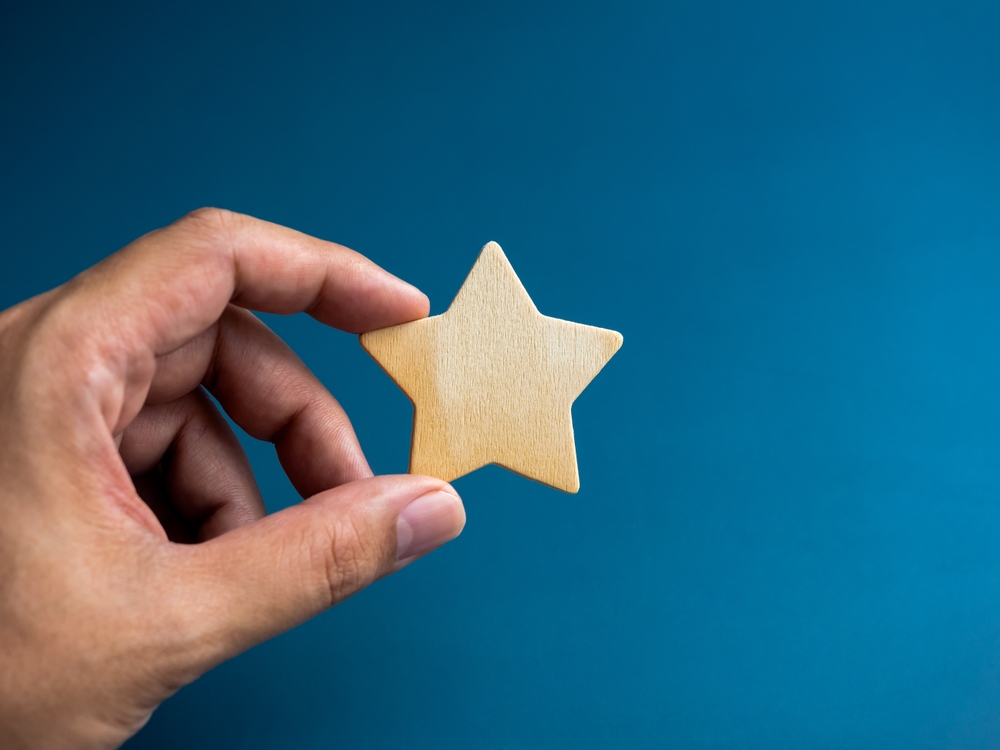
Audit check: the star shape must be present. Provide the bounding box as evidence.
[360,242,622,492]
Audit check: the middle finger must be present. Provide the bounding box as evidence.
[146,305,371,497]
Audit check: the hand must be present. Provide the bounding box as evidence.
[0,209,466,749]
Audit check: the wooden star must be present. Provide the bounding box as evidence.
[360,242,622,493]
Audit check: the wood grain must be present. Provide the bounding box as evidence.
[360,241,622,493]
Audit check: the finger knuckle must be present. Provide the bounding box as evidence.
[318,515,381,605]
[180,206,238,232]
[172,207,242,256]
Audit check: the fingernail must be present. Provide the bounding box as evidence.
[396,490,465,560]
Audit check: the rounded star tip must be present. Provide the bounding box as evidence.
[480,240,504,255]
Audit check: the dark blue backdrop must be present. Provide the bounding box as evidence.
[3,1,1000,747]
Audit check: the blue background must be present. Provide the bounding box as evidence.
[3,1,1000,747]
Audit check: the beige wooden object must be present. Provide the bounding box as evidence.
[360,242,622,493]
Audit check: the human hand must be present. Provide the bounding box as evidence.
[0,209,466,749]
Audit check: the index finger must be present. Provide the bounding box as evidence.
[69,207,429,357]
[36,208,428,438]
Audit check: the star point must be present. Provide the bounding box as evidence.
[360,242,621,493]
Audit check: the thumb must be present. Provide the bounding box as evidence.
[172,474,465,669]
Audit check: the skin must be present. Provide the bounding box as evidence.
[0,209,466,749]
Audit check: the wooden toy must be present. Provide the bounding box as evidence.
[360,242,622,492]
